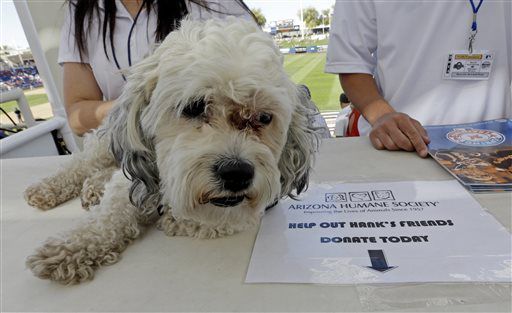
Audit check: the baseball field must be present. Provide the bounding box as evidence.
[1,52,341,120]
[283,52,342,112]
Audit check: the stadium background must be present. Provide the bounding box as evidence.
[1,3,342,131]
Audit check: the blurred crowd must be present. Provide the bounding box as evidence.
[0,66,43,91]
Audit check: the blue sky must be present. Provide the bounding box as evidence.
[0,0,335,49]
[1,0,29,48]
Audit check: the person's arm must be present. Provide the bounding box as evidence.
[339,73,430,157]
[63,63,114,136]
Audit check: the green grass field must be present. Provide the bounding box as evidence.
[1,53,339,113]
[1,93,49,113]
[284,52,341,112]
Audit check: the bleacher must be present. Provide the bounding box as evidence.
[321,110,339,137]
[0,66,42,91]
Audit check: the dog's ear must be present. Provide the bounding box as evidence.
[105,50,162,223]
[278,86,321,199]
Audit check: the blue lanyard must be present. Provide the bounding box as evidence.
[469,0,484,31]
[468,0,483,53]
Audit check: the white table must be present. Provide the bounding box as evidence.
[1,138,511,312]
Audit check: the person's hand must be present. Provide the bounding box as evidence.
[369,112,430,157]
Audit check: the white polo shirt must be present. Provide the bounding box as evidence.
[334,106,351,137]
[325,0,512,135]
[58,0,252,100]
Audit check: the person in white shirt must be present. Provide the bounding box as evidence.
[334,93,352,137]
[59,0,254,135]
[326,0,511,157]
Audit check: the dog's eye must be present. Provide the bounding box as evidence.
[258,112,273,125]
[183,99,206,118]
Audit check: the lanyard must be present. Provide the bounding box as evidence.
[468,0,484,54]
[111,0,146,82]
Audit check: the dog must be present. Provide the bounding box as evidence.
[24,17,320,284]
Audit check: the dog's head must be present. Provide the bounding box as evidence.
[107,17,319,231]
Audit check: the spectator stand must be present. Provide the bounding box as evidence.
[0,66,43,91]
[320,110,339,137]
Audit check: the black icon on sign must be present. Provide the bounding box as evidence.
[349,192,372,202]
[453,62,464,70]
[371,190,395,201]
[325,192,347,202]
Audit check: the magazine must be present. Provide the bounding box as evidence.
[424,119,512,192]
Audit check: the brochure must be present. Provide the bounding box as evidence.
[424,119,512,192]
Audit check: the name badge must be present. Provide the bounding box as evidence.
[443,50,494,80]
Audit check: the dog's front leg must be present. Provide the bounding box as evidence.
[26,171,145,284]
[80,165,118,210]
[24,133,115,210]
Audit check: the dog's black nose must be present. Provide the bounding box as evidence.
[215,159,254,192]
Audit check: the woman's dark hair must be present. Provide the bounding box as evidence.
[68,0,256,61]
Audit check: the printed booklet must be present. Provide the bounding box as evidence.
[424,119,512,192]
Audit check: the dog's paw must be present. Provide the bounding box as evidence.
[80,177,104,210]
[157,212,235,239]
[26,238,120,284]
[24,183,59,210]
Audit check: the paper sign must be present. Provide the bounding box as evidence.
[246,180,511,284]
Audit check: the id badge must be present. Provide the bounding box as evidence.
[443,50,494,80]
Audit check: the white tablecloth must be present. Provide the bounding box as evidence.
[1,138,510,312]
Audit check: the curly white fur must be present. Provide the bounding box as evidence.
[25,17,320,284]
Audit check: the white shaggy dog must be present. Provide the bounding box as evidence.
[24,17,319,284]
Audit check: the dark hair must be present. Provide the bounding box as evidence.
[339,93,350,104]
[68,0,256,62]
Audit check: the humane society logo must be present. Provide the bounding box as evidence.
[446,128,505,147]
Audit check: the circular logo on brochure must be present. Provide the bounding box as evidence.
[446,128,505,146]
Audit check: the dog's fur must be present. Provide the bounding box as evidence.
[24,17,320,284]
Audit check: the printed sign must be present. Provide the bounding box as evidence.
[246,181,511,284]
